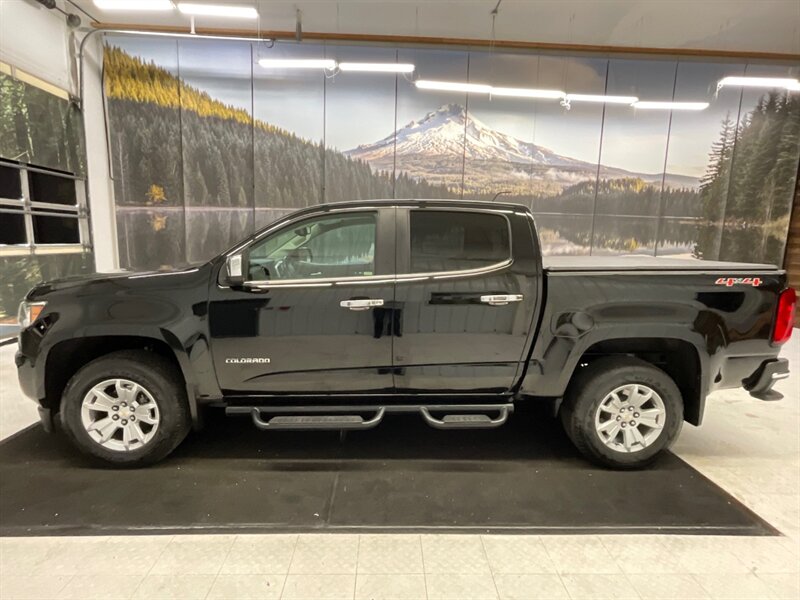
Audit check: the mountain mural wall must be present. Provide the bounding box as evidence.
[103,39,800,270]
[347,103,699,196]
[104,45,453,268]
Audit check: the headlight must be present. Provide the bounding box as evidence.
[18,301,47,329]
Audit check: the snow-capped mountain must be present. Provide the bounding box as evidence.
[345,103,698,194]
[347,103,588,168]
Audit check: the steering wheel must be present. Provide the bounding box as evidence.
[274,257,287,279]
[274,256,299,279]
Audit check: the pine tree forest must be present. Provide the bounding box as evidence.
[0,74,85,176]
[102,45,800,269]
[104,46,452,269]
[695,92,800,262]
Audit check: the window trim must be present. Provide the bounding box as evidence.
[227,205,515,290]
[399,207,514,278]
[243,259,514,289]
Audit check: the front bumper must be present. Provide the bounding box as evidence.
[744,358,789,401]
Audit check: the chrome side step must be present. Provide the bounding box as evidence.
[246,408,386,431]
[225,403,513,431]
[420,407,510,429]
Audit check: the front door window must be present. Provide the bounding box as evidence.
[248,212,376,281]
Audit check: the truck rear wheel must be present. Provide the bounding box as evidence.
[560,356,683,469]
[60,350,191,467]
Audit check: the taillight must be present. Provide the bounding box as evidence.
[772,287,797,345]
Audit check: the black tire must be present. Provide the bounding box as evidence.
[60,350,191,467]
[560,356,683,469]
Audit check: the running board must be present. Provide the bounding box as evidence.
[225,403,513,431]
[420,407,509,429]
[246,409,385,431]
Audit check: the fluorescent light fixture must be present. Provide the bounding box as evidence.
[718,76,800,90]
[94,0,173,9]
[415,80,567,99]
[258,58,336,70]
[633,101,710,111]
[565,94,639,104]
[338,62,415,73]
[491,87,565,99]
[415,80,492,94]
[177,3,258,18]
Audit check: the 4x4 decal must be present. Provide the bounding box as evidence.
[715,277,762,287]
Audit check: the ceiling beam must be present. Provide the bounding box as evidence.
[90,22,800,62]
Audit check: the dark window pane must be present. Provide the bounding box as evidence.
[0,212,26,244]
[32,215,80,244]
[0,165,22,199]
[28,171,77,206]
[410,211,510,273]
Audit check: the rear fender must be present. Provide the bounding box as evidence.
[521,324,710,424]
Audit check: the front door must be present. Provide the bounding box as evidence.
[209,208,395,395]
[392,207,538,394]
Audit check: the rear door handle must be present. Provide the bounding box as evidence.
[480,294,523,306]
[340,298,385,311]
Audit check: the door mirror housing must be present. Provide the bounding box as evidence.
[224,253,246,287]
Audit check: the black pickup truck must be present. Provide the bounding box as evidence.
[16,200,795,468]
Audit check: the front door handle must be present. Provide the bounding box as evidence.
[340,298,385,311]
[480,294,523,306]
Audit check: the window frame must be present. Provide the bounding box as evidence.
[397,207,514,277]
[230,207,394,288]
[245,210,381,283]
[221,205,515,290]
[0,161,89,257]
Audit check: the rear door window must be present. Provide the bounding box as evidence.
[409,210,510,273]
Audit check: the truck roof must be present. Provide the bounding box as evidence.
[543,255,779,272]
[252,201,781,273]
[318,198,531,213]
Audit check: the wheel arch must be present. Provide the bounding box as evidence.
[43,335,199,425]
[566,336,706,426]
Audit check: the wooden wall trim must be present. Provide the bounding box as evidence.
[91,22,800,62]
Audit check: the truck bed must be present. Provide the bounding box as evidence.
[543,255,779,272]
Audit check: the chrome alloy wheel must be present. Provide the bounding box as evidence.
[80,379,160,451]
[594,383,666,453]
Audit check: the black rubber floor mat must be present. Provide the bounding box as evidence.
[0,406,778,536]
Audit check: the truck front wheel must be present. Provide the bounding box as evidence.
[560,356,684,469]
[60,350,191,467]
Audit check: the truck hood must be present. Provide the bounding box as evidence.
[27,265,208,299]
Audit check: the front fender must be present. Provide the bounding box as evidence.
[17,264,220,425]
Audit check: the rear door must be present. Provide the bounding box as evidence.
[392,207,540,394]
[208,207,396,394]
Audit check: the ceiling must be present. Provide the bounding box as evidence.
[67,0,800,56]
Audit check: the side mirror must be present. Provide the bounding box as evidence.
[225,253,246,287]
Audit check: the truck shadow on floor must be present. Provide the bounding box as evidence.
[0,403,778,536]
[177,403,586,465]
